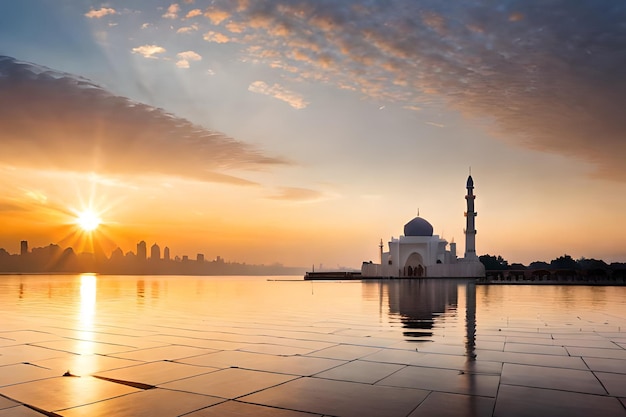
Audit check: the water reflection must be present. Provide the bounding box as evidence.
[465,282,476,360]
[79,274,97,328]
[77,274,96,354]
[387,279,460,341]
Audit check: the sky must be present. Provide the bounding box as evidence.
[1,0,626,268]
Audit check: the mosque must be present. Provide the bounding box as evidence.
[361,175,485,278]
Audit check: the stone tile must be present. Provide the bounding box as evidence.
[113,345,213,361]
[566,347,626,360]
[558,339,621,349]
[583,357,626,374]
[307,344,381,360]
[0,376,139,412]
[501,363,606,395]
[377,365,500,397]
[237,343,314,356]
[96,361,215,386]
[241,377,429,417]
[161,368,297,399]
[185,400,321,416]
[59,388,224,416]
[595,372,626,396]
[0,338,17,348]
[146,334,249,351]
[504,336,556,346]
[361,348,427,365]
[0,396,20,410]
[33,339,134,355]
[314,360,405,384]
[493,384,626,417]
[34,354,139,377]
[0,405,45,417]
[179,350,345,376]
[0,363,57,387]
[0,345,71,366]
[475,340,505,351]
[410,353,502,374]
[0,331,58,344]
[413,343,468,356]
[78,333,166,350]
[474,349,588,369]
[504,342,569,356]
[408,391,496,417]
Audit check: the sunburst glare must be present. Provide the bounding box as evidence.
[75,209,102,232]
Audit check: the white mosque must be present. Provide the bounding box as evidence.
[361,175,485,278]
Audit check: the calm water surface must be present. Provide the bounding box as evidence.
[1,275,624,345]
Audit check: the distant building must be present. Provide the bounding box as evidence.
[361,175,484,278]
[197,253,204,262]
[137,241,147,261]
[150,243,160,260]
[20,240,28,256]
[164,246,170,261]
[110,247,124,261]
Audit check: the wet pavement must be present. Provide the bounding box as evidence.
[0,275,625,416]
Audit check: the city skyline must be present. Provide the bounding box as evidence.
[1,1,626,267]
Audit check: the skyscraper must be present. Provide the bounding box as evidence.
[137,241,147,261]
[20,240,28,256]
[150,243,160,260]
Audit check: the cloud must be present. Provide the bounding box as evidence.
[0,56,286,185]
[200,0,626,181]
[162,3,180,19]
[204,8,231,25]
[176,50,202,68]
[85,7,116,19]
[131,44,166,59]
[266,187,326,202]
[177,24,198,34]
[203,31,230,43]
[185,9,202,18]
[248,81,308,109]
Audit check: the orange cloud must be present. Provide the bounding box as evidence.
[248,81,309,109]
[185,9,202,18]
[176,50,202,68]
[177,24,198,34]
[162,3,180,19]
[131,44,166,58]
[203,31,230,43]
[85,7,116,19]
[204,8,230,25]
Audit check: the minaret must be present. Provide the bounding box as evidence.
[464,174,478,260]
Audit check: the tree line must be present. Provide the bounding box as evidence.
[479,254,626,272]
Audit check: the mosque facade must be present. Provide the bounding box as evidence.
[361,175,485,278]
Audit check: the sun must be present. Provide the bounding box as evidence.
[75,209,102,232]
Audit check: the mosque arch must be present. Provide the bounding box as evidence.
[404,252,426,277]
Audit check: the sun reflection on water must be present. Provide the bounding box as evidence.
[77,274,97,353]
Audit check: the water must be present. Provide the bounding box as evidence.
[0,275,625,416]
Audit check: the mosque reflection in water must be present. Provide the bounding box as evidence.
[368,279,476,359]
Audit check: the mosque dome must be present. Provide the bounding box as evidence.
[404,216,434,237]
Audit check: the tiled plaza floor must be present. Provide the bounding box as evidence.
[0,278,625,416]
[1,321,625,416]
